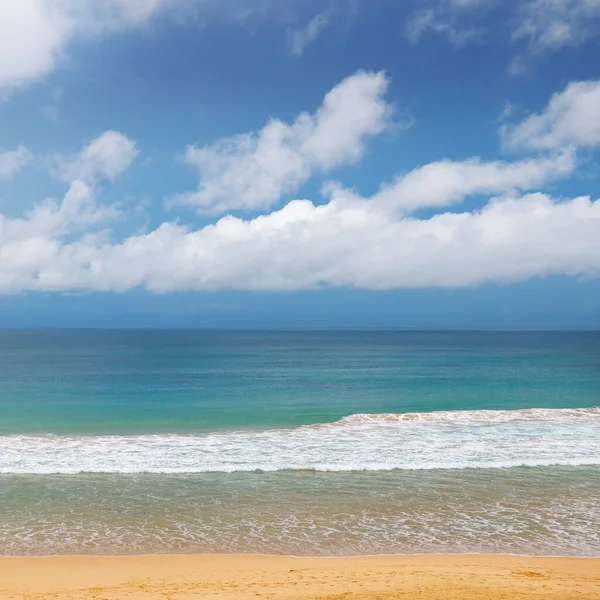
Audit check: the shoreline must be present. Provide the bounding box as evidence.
[2,551,600,559]
[1,553,598,599]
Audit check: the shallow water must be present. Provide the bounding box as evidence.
[2,468,599,556]
[1,330,599,556]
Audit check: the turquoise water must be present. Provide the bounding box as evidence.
[1,330,599,434]
[0,330,599,556]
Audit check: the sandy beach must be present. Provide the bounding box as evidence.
[0,554,598,600]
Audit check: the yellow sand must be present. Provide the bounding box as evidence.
[0,554,599,599]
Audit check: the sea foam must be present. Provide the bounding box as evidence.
[1,407,599,474]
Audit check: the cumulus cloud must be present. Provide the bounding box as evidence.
[56,130,139,183]
[0,0,191,92]
[502,80,600,151]
[325,151,576,213]
[0,180,117,294]
[0,146,32,179]
[1,78,600,295]
[0,131,130,293]
[8,131,134,235]
[0,139,595,294]
[3,180,116,241]
[1,188,600,294]
[287,13,330,56]
[177,70,393,213]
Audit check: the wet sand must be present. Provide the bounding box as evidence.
[0,554,599,599]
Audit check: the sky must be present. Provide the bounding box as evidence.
[0,0,600,328]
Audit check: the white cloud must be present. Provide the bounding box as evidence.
[405,9,439,44]
[0,131,130,293]
[0,140,594,294]
[0,0,191,92]
[326,151,575,213]
[0,0,357,93]
[0,1,66,93]
[56,131,139,183]
[1,188,599,294]
[4,131,133,240]
[509,0,600,72]
[1,80,600,295]
[405,0,489,47]
[63,0,176,33]
[513,0,600,52]
[287,13,330,56]
[0,146,32,179]
[178,70,393,213]
[405,0,600,70]
[4,180,116,242]
[405,8,483,46]
[0,180,117,293]
[503,80,600,151]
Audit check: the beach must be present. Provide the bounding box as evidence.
[3,0,600,592]
[1,554,599,599]
[2,331,599,592]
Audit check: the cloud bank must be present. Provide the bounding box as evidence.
[1,75,600,295]
[2,186,599,294]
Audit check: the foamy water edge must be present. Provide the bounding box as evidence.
[2,407,599,474]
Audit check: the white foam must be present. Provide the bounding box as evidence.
[1,407,599,474]
[329,407,600,425]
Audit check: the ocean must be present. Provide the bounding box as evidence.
[0,330,599,556]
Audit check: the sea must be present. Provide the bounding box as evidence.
[0,329,599,557]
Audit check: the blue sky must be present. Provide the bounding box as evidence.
[0,0,599,328]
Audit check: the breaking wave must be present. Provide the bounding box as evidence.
[1,407,599,474]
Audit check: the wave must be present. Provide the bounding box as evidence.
[1,407,599,474]
[328,407,600,425]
